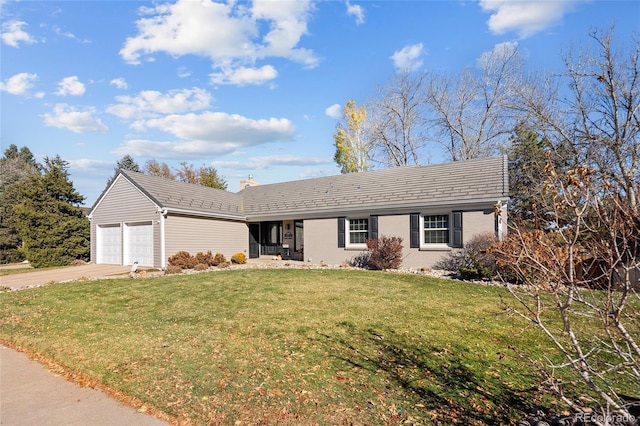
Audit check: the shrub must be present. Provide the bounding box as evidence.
[231,252,247,264]
[194,263,209,271]
[1,249,24,265]
[168,251,197,269]
[367,236,404,270]
[212,253,226,266]
[164,265,182,275]
[435,232,498,280]
[194,251,215,266]
[349,252,371,269]
[218,261,230,268]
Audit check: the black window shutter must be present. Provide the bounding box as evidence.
[338,217,346,248]
[409,213,420,248]
[452,211,463,248]
[369,215,378,241]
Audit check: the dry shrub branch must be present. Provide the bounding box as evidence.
[492,155,639,424]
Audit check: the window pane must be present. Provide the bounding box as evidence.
[348,218,368,245]
[268,223,280,244]
[424,229,449,244]
[423,215,449,244]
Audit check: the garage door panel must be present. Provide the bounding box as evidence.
[125,222,153,266]
[97,225,121,264]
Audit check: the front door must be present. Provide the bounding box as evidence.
[293,220,304,261]
[248,224,260,259]
[261,222,282,256]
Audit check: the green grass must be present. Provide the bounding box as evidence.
[0,265,35,276]
[0,269,597,424]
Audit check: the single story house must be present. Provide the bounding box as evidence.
[89,156,509,269]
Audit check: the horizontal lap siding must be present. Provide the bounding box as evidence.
[378,215,449,269]
[462,210,495,244]
[305,210,498,269]
[304,218,353,265]
[165,214,248,262]
[91,177,160,265]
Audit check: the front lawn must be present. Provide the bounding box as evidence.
[0,269,574,424]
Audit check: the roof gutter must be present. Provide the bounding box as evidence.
[163,207,246,222]
[245,197,510,222]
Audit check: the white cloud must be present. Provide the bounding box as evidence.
[68,158,113,170]
[115,112,296,158]
[143,112,295,143]
[391,43,424,71]
[476,41,520,69]
[107,87,212,119]
[43,103,108,133]
[177,67,192,78]
[51,25,90,43]
[210,65,278,86]
[479,0,580,38]
[325,103,342,119]
[0,72,38,95]
[1,20,37,47]
[212,155,332,170]
[114,139,241,158]
[109,78,128,89]
[120,0,318,86]
[346,1,365,25]
[56,76,86,96]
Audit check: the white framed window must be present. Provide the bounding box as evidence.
[422,214,450,245]
[347,218,368,248]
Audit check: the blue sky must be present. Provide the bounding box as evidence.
[1,0,638,206]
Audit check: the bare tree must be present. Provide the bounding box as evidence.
[368,70,429,167]
[517,27,640,209]
[493,158,640,423]
[425,42,523,161]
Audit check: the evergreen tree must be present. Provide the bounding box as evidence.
[0,145,40,263]
[105,154,141,187]
[13,156,89,267]
[506,123,572,227]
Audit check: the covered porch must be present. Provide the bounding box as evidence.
[248,219,304,261]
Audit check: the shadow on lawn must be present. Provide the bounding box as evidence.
[320,325,533,424]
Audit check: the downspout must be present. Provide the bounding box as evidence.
[160,208,168,270]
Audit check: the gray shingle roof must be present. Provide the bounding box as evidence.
[240,156,509,220]
[120,171,245,219]
[108,156,508,221]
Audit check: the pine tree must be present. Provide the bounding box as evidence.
[105,154,141,188]
[0,145,40,263]
[13,156,90,267]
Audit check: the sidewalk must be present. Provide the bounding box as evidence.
[0,345,169,426]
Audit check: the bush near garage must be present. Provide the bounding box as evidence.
[168,251,198,269]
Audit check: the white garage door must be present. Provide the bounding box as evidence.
[97,224,121,264]
[124,222,153,266]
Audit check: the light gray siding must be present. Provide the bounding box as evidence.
[165,214,248,263]
[304,218,354,264]
[90,176,160,266]
[461,210,496,244]
[304,208,500,269]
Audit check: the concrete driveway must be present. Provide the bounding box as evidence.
[0,264,132,291]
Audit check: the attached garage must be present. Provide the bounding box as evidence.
[96,224,121,265]
[90,171,247,269]
[123,222,154,266]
